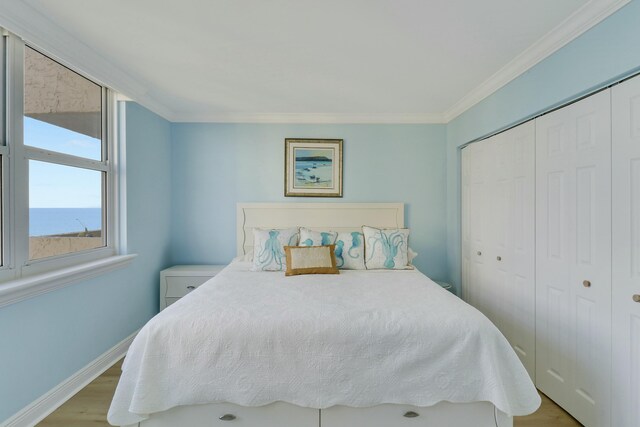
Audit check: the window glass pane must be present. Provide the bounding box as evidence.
[24,117,101,160]
[29,161,104,260]
[24,46,102,160]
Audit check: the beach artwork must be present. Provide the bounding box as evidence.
[285,139,343,197]
[293,148,333,189]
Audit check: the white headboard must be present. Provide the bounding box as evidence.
[237,203,404,256]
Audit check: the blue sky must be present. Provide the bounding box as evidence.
[25,117,102,208]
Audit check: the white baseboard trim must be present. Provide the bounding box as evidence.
[2,329,139,427]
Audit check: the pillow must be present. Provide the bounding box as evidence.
[299,227,338,246]
[363,226,411,270]
[251,228,299,271]
[284,245,339,276]
[334,231,366,270]
[408,247,418,264]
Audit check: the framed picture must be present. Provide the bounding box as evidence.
[285,138,343,197]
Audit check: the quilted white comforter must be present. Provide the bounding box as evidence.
[108,261,540,425]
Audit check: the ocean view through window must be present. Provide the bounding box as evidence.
[29,208,102,237]
[24,46,107,261]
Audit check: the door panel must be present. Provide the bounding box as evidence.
[536,89,611,427]
[462,141,492,316]
[612,74,640,427]
[461,121,535,380]
[500,122,535,379]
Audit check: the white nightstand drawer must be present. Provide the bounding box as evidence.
[165,276,211,297]
[165,297,181,308]
[160,265,226,311]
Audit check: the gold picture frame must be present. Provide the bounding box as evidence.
[284,138,343,197]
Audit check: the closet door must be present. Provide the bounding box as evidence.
[535,89,611,427]
[612,75,640,427]
[491,122,535,379]
[461,139,493,316]
[461,122,535,379]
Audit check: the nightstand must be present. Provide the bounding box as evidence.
[435,281,453,292]
[160,265,226,311]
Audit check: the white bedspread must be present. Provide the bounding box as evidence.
[108,262,540,425]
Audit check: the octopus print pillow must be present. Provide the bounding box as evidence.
[334,231,366,270]
[362,226,411,270]
[299,227,338,247]
[251,228,299,271]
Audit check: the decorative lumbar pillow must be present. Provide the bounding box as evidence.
[251,228,299,271]
[284,245,339,276]
[299,227,338,247]
[334,231,366,270]
[362,226,411,270]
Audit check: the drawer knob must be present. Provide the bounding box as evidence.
[219,414,236,421]
[633,294,640,303]
[583,280,591,288]
[477,251,482,256]
[187,285,196,290]
[496,256,502,261]
[403,411,419,418]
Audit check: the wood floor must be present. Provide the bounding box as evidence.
[37,358,581,426]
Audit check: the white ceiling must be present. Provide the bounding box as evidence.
[0,0,629,123]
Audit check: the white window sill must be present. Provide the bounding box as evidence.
[0,254,137,308]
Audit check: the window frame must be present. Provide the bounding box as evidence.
[0,30,121,283]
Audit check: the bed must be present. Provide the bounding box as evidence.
[108,203,540,427]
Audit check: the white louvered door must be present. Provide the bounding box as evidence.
[535,90,611,427]
[612,75,640,427]
[461,122,535,380]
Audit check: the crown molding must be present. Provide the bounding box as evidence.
[0,1,175,121]
[171,112,446,124]
[442,0,631,123]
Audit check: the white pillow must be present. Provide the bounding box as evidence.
[299,227,338,246]
[363,226,411,270]
[334,231,366,270]
[251,228,299,271]
[408,247,418,264]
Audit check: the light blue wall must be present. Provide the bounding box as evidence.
[0,102,172,423]
[445,0,640,292]
[170,123,448,279]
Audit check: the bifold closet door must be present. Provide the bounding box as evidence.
[490,122,535,379]
[461,139,492,316]
[535,89,611,427]
[612,75,640,427]
[461,122,535,380]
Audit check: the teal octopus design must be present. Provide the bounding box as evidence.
[347,232,362,258]
[257,230,285,270]
[320,232,333,245]
[302,238,313,246]
[367,230,405,268]
[335,240,345,267]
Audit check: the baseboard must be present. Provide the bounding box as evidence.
[2,329,139,427]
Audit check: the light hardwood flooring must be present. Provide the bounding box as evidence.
[38,358,581,426]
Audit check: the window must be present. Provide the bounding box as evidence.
[0,30,121,286]
[24,46,107,261]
